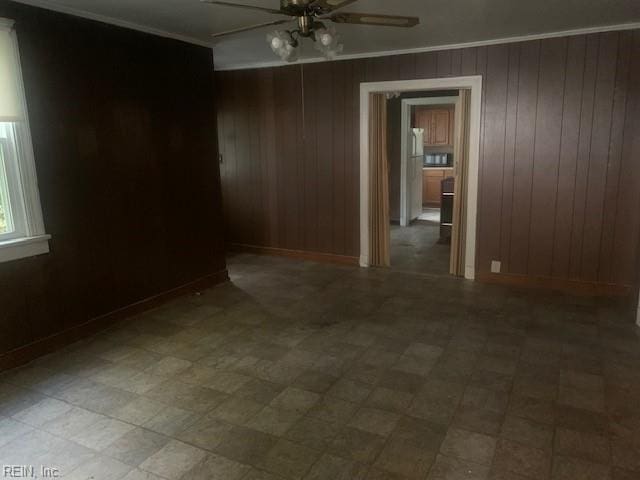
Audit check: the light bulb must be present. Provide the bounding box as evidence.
[320,32,333,47]
[271,37,283,50]
[314,27,343,60]
[267,31,299,62]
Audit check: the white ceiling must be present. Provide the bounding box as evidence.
[12,0,640,69]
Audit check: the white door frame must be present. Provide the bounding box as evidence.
[359,76,483,280]
[399,96,459,227]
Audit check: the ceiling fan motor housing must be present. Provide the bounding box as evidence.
[280,0,315,15]
[297,15,315,36]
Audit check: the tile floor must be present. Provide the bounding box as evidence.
[0,253,639,480]
[417,208,441,224]
[391,223,450,275]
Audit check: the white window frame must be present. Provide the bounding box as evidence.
[0,18,49,263]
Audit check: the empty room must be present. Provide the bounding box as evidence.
[1,1,640,479]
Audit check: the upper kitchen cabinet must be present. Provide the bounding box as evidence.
[414,106,455,147]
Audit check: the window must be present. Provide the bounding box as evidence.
[0,18,48,262]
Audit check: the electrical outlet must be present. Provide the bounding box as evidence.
[491,260,501,273]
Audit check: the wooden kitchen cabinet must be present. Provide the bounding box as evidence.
[423,169,447,207]
[414,106,454,146]
[432,110,451,145]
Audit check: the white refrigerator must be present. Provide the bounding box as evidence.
[409,128,424,223]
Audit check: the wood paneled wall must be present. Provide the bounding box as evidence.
[0,1,226,357]
[217,29,640,290]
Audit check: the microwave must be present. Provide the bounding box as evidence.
[424,153,452,168]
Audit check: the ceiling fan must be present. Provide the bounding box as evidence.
[202,0,419,62]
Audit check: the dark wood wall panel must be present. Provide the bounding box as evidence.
[569,35,600,279]
[303,64,319,252]
[611,31,640,284]
[217,29,640,288]
[581,33,619,281]
[348,59,366,255]
[498,44,521,273]
[599,32,632,283]
[508,40,540,274]
[316,63,335,253]
[552,36,587,279]
[528,37,567,277]
[0,1,226,356]
[477,44,509,272]
[332,62,346,254]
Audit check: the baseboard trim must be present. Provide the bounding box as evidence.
[477,271,633,297]
[229,243,359,266]
[0,269,229,372]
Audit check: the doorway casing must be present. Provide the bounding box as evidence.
[359,76,483,280]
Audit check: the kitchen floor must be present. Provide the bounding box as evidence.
[390,222,450,276]
[418,208,441,223]
[0,253,638,480]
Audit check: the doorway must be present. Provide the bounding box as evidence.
[359,77,482,280]
[390,92,458,275]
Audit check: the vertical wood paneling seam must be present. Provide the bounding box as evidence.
[262,73,269,245]
[579,35,603,278]
[477,48,488,269]
[301,65,309,250]
[301,66,306,142]
[297,67,304,249]
[314,69,320,248]
[524,43,543,275]
[608,36,634,283]
[507,46,522,270]
[596,33,622,281]
[231,73,239,243]
[478,52,488,266]
[497,49,512,260]
[330,65,336,253]
[566,38,592,279]
[549,40,571,275]
[341,66,348,255]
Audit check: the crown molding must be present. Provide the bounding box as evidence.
[8,0,213,48]
[215,21,640,71]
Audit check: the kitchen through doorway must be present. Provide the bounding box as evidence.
[388,91,458,275]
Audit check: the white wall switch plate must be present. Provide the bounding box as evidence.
[491,261,501,273]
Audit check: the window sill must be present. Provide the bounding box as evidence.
[0,234,51,264]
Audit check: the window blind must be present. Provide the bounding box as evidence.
[0,20,24,122]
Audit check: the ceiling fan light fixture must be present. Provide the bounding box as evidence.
[314,26,343,59]
[267,30,299,62]
[319,31,333,47]
[206,1,419,64]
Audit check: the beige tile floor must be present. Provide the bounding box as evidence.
[0,253,639,479]
[417,208,441,223]
[390,223,450,275]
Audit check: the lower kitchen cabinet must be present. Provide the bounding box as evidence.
[423,169,448,207]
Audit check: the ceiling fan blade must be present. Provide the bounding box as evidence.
[311,0,361,12]
[330,12,420,27]
[201,1,283,15]
[211,19,291,38]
